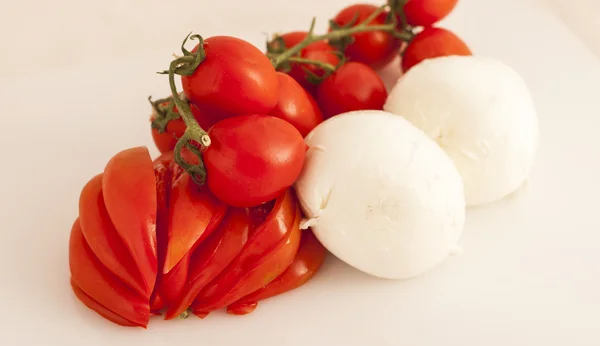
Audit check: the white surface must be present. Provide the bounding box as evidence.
[1,0,600,345]
[295,110,465,280]
[384,56,539,206]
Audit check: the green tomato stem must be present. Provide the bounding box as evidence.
[160,34,211,185]
[272,4,413,70]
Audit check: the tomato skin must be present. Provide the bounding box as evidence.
[163,173,227,273]
[269,72,323,137]
[102,147,157,297]
[277,31,340,93]
[316,62,388,119]
[227,229,327,315]
[204,115,306,208]
[331,4,401,69]
[401,27,471,72]
[404,0,458,27]
[190,189,301,315]
[69,219,150,327]
[71,279,143,327]
[78,174,147,298]
[165,208,251,319]
[182,36,279,120]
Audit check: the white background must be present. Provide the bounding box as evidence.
[0,0,599,345]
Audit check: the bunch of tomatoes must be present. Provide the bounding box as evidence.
[69,0,469,328]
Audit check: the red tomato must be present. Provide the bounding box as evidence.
[401,26,471,72]
[163,174,227,273]
[404,0,458,27]
[270,72,323,137]
[331,4,401,69]
[227,229,327,315]
[191,189,301,316]
[69,219,150,327]
[78,174,147,298]
[181,36,279,120]
[164,208,251,319]
[275,31,340,93]
[316,62,388,119]
[102,147,157,297]
[203,115,306,208]
[71,279,141,327]
[150,99,218,154]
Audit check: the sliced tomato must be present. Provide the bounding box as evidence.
[69,219,150,327]
[78,174,146,298]
[190,190,301,316]
[102,147,157,297]
[227,229,327,315]
[163,173,227,273]
[164,208,251,319]
[71,279,142,328]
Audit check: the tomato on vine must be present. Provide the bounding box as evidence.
[316,62,388,119]
[401,26,471,72]
[330,4,402,69]
[269,31,340,93]
[402,0,459,27]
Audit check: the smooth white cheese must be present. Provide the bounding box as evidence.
[294,110,465,280]
[384,56,539,206]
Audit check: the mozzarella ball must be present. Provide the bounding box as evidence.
[384,56,539,206]
[294,110,465,280]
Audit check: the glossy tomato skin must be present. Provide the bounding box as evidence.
[404,0,458,27]
[316,62,388,119]
[69,219,150,327]
[277,31,340,93]
[401,27,471,72]
[270,72,323,137]
[102,147,158,297]
[204,115,306,208]
[331,4,402,69]
[191,189,301,316]
[182,36,279,120]
[164,208,251,319]
[227,229,326,315]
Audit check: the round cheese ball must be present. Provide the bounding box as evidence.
[294,110,465,279]
[384,56,539,206]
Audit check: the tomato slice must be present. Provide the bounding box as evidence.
[71,279,142,327]
[164,208,251,319]
[163,173,227,273]
[78,174,147,298]
[227,229,326,315]
[102,147,157,297]
[69,219,150,327]
[190,190,301,315]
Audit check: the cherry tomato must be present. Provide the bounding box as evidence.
[150,99,218,154]
[164,208,251,319]
[227,229,327,315]
[331,4,401,69]
[182,36,279,120]
[163,173,227,273]
[401,26,471,72]
[269,72,323,137]
[274,31,340,93]
[102,147,158,297]
[316,62,388,119]
[191,189,301,316]
[204,115,306,208]
[69,219,150,327]
[403,0,458,27]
